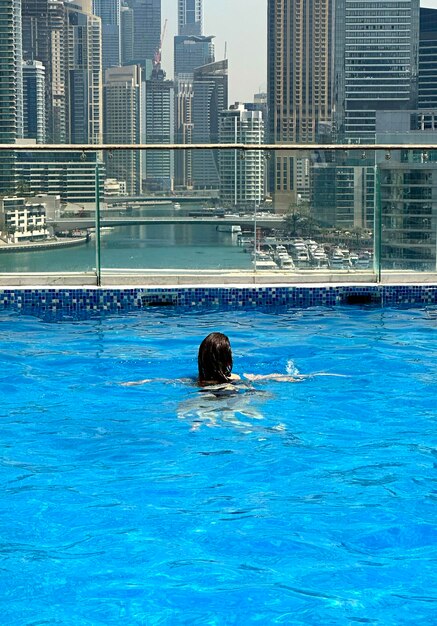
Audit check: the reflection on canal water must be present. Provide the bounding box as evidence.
[0,222,252,273]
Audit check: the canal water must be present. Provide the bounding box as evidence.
[0,206,254,273]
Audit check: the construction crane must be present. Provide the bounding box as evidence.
[153,18,168,71]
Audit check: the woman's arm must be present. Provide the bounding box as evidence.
[243,373,304,382]
[243,372,346,382]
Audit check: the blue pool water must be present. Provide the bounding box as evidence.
[0,306,436,624]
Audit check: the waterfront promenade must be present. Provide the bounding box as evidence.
[0,236,88,253]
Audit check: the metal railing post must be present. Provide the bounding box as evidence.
[95,163,102,286]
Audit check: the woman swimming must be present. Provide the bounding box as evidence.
[121,331,342,386]
[197,332,240,385]
[197,332,304,386]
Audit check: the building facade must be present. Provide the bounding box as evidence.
[174,35,214,77]
[334,0,419,142]
[419,8,437,110]
[0,196,50,243]
[22,0,68,143]
[375,111,437,271]
[219,103,265,208]
[66,0,103,145]
[143,68,174,192]
[92,0,121,70]
[174,34,215,188]
[267,0,334,209]
[23,60,46,143]
[104,65,142,195]
[120,4,134,65]
[0,0,23,193]
[124,0,161,65]
[178,0,202,36]
[15,151,104,204]
[191,59,228,189]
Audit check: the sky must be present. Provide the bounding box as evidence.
[161,0,267,103]
[162,1,437,104]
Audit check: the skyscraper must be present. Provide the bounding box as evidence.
[419,8,437,110]
[22,0,68,143]
[267,0,334,209]
[192,59,228,189]
[0,0,21,145]
[104,65,142,195]
[334,0,419,142]
[124,0,161,65]
[174,34,215,188]
[93,0,121,70]
[174,35,214,77]
[120,3,134,65]
[219,103,265,208]
[178,0,202,36]
[144,67,174,191]
[66,0,103,145]
[0,0,23,193]
[23,60,46,143]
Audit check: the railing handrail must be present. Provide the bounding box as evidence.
[1,143,437,152]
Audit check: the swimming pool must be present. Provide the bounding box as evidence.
[0,305,436,624]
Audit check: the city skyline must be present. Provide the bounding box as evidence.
[162,0,437,103]
[162,0,267,102]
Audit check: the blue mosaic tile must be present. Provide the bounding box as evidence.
[0,285,435,319]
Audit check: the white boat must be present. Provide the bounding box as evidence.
[174,203,181,210]
[237,235,253,247]
[330,248,345,269]
[355,251,372,269]
[311,247,329,267]
[217,224,242,233]
[274,245,295,270]
[277,255,295,270]
[252,252,278,271]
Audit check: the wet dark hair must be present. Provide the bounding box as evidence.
[198,332,233,384]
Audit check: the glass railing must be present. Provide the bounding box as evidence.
[0,143,436,285]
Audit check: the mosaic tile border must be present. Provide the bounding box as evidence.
[0,285,436,318]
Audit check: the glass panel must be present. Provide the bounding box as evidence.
[379,148,437,278]
[99,148,257,278]
[96,146,379,280]
[254,148,376,277]
[0,149,99,277]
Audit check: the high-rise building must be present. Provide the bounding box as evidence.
[219,103,265,208]
[334,0,419,142]
[15,149,105,203]
[22,0,68,143]
[23,60,46,143]
[191,59,228,189]
[66,0,103,145]
[0,0,21,145]
[93,0,121,70]
[104,65,142,195]
[120,3,134,65]
[143,67,174,191]
[419,8,437,110]
[14,0,24,140]
[174,34,215,188]
[0,0,23,193]
[178,0,202,36]
[267,0,334,209]
[124,0,161,65]
[174,35,214,77]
